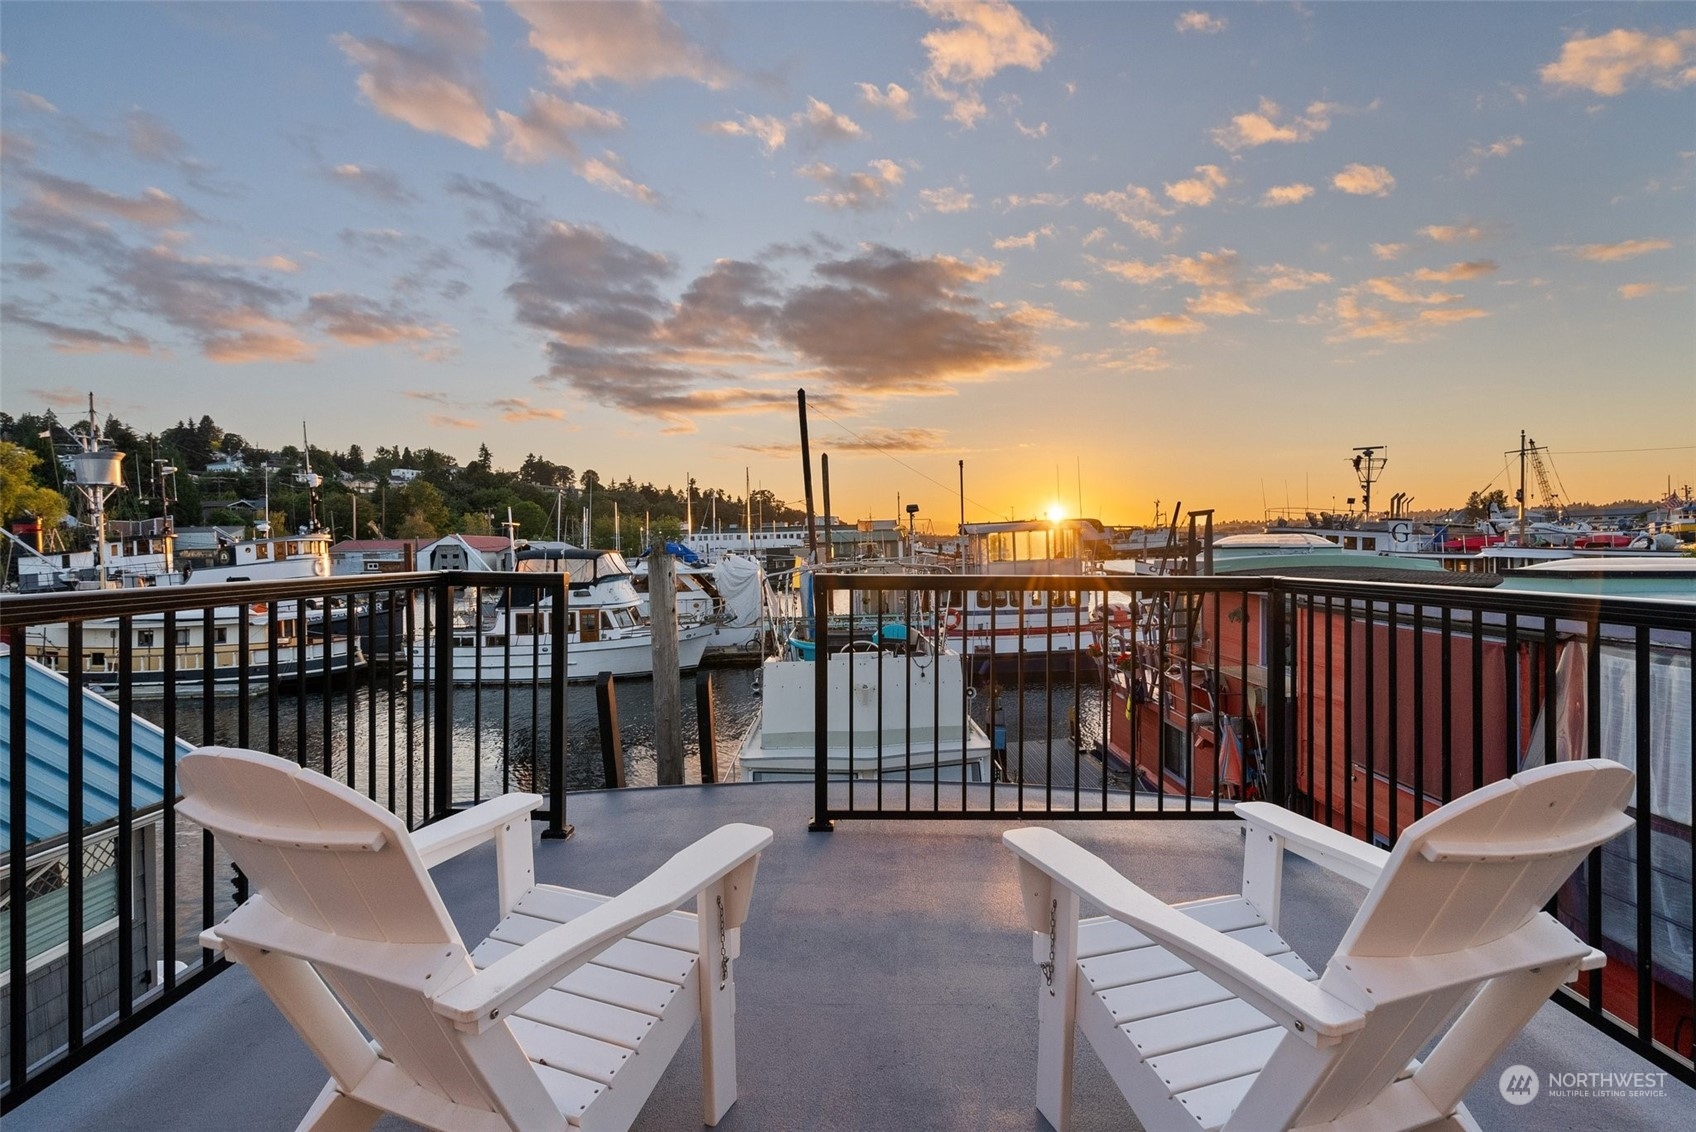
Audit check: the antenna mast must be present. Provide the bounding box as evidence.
[1350,446,1387,517]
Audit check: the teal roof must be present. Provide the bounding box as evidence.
[0,648,190,845]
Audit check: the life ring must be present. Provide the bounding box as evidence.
[944,608,962,631]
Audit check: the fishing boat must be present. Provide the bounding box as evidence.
[409,547,713,684]
[734,623,993,783]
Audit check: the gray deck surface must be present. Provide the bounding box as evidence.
[11,783,1689,1132]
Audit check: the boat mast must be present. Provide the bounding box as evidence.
[69,393,126,586]
[797,389,818,565]
[1517,429,1528,547]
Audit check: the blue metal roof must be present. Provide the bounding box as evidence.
[0,647,189,845]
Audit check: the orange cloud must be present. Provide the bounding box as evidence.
[918,0,1054,127]
[1561,238,1672,262]
[1540,28,1696,96]
[513,0,735,89]
[1261,183,1314,207]
[1332,163,1395,196]
[1113,313,1205,335]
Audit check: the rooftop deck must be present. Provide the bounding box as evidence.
[10,783,1689,1132]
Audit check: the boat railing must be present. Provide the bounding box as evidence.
[805,569,1695,1086]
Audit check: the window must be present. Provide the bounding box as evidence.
[176,629,191,649]
[137,631,156,648]
[214,628,228,644]
[89,652,107,670]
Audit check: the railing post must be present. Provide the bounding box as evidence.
[7,642,28,1095]
[809,573,834,831]
[597,670,625,789]
[544,573,572,839]
[696,669,717,783]
[1266,582,1291,807]
[432,576,454,820]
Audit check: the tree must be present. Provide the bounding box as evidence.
[393,480,451,536]
[0,441,70,528]
[1462,489,1510,522]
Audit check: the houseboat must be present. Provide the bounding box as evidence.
[941,517,1109,672]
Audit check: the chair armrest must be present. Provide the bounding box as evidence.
[1005,827,1365,1044]
[1236,801,1389,889]
[412,793,543,869]
[430,823,774,1032]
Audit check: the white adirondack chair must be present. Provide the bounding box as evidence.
[179,746,773,1132]
[1004,760,1634,1132]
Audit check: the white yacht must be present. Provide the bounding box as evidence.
[410,547,713,684]
[734,624,993,783]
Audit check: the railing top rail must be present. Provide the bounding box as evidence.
[0,569,568,627]
[807,570,1696,629]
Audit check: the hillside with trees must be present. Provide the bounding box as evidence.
[0,409,805,552]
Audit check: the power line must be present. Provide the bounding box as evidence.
[1554,445,1696,455]
[808,407,1002,520]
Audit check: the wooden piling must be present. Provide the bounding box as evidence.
[696,670,717,783]
[596,671,625,788]
[649,543,684,784]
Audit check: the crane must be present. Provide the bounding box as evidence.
[1525,437,1564,514]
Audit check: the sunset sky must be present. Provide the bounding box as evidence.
[3,2,1692,526]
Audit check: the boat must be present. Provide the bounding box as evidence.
[939,517,1108,672]
[733,622,994,783]
[631,546,774,660]
[409,547,713,684]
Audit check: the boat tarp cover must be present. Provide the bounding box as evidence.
[712,554,767,628]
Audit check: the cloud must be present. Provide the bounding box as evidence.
[1,301,153,355]
[999,192,1070,209]
[260,255,301,273]
[578,151,660,205]
[1164,164,1227,207]
[857,81,915,120]
[1327,277,1489,343]
[1176,11,1227,34]
[497,90,624,164]
[1075,345,1169,373]
[1014,118,1048,138]
[1458,135,1524,177]
[993,225,1054,250]
[1413,260,1499,282]
[0,129,35,164]
[1332,163,1395,196]
[798,159,905,210]
[918,0,1055,127]
[738,426,948,457]
[1082,227,1110,247]
[1056,279,1090,293]
[1371,242,1408,260]
[706,113,787,153]
[1260,182,1314,207]
[429,415,480,429]
[1540,28,1696,96]
[327,162,419,203]
[491,397,567,422]
[334,28,493,147]
[20,170,198,227]
[1211,97,1334,150]
[796,97,863,143]
[1098,249,1330,317]
[1559,237,1672,262]
[12,90,60,114]
[920,186,975,212]
[708,98,862,153]
[305,292,443,347]
[512,0,734,89]
[1113,313,1205,335]
[466,199,1040,427]
[1084,183,1174,241]
[1421,223,1488,244]
[1618,282,1661,299]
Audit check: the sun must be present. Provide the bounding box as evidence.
[1045,503,1066,523]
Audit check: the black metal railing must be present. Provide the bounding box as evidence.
[0,569,570,1109]
[807,570,1695,1085]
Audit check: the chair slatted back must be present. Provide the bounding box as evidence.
[181,748,544,1121]
[1284,760,1633,1128]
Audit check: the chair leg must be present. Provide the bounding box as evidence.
[1035,888,1081,1132]
[296,1080,382,1132]
[699,878,740,1126]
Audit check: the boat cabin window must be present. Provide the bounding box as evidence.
[606,608,637,630]
[176,629,191,649]
[214,628,228,644]
[1029,591,1044,607]
[137,630,156,648]
[89,652,107,670]
[514,612,536,636]
[255,543,271,560]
